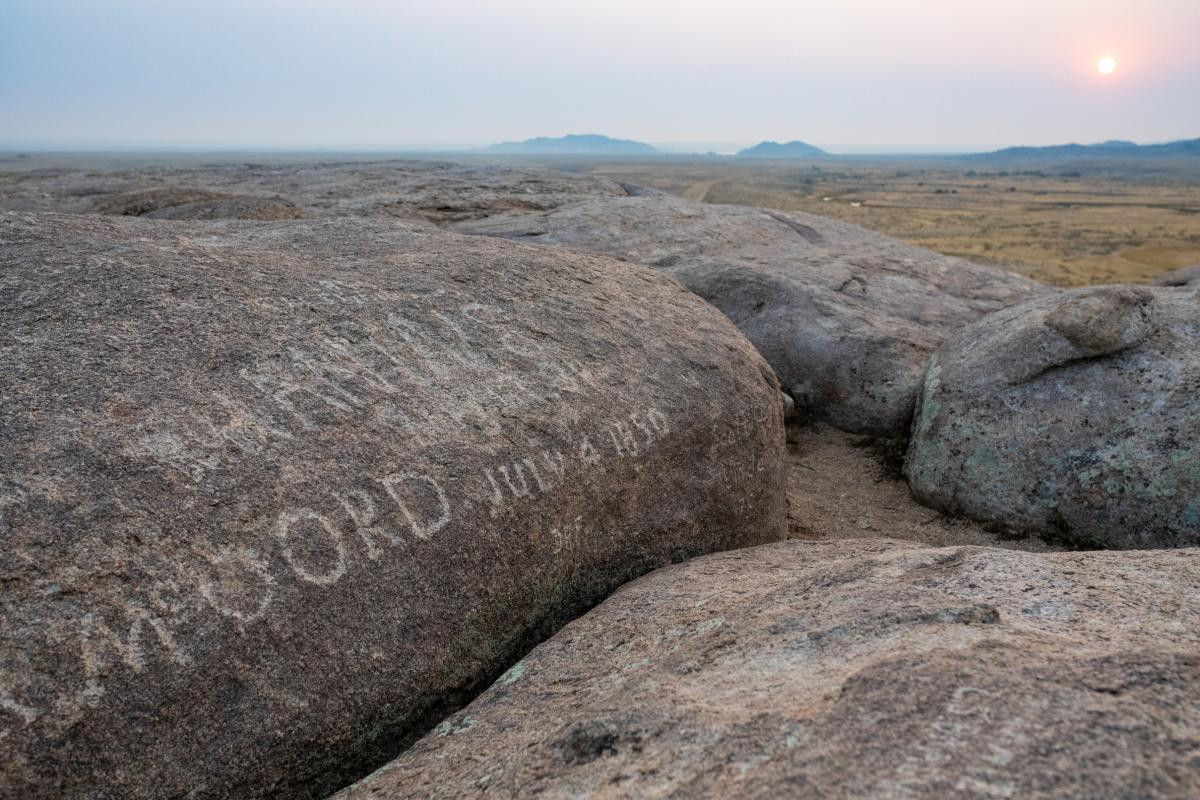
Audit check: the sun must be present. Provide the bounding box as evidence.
[1097,56,1117,75]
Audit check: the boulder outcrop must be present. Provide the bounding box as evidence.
[0,211,785,799]
[455,195,1050,436]
[0,160,631,222]
[0,163,1051,436]
[906,285,1200,548]
[335,538,1200,800]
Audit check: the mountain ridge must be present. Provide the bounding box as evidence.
[973,138,1200,160]
[484,134,658,155]
[736,140,828,158]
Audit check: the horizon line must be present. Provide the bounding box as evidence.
[2,134,1196,158]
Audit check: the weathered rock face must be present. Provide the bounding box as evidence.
[334,538,1200,800]
[1156,264,1200,287]
[0,212,786,799]
[455,195,1050,437]
[906,285,1200,549]
[0,160,631,222]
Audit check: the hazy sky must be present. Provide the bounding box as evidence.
[2,0,1198,152]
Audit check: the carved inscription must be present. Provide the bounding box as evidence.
[484,409,671,518]
[7,292,686,724]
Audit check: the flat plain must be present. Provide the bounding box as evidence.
[577,156,1200,286]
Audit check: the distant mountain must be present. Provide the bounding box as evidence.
[736,140,827,158]
[484,134,658,155]
[973,138,1200,160]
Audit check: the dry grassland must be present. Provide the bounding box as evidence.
[583,158,1200,286]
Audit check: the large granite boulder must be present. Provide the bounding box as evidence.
[335,538,1200,800]
[0,211,786,799]
[455,195,1050,437]
[906,285,1200,549]
[1155,264,1200,288]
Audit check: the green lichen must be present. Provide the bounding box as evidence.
[434,715,475,737]
[909,355,943,440]
[495,661,526,687]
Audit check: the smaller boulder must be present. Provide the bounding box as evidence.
[455,195,1049,437]
[1155,264,1200,288]
[906,285,1200,548]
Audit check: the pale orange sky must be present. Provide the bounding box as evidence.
[2,0,1197,151]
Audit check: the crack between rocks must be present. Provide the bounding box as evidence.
[763,211,827,245]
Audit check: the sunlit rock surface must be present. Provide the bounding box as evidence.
[335,538,1200,800]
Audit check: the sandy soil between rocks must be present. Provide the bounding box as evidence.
[785,422,1060,552]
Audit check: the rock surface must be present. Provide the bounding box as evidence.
[93,187,302,220]
[455,195,1050,436]
[334,538,1200,800]
[906,285,1200,549]
[0,160,631,222]
[0,162,1050,436]
[785,424,1058,552]
[1155,263,1200,287]
[0,211,786,799]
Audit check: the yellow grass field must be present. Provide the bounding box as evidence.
[581,158,1200,287]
